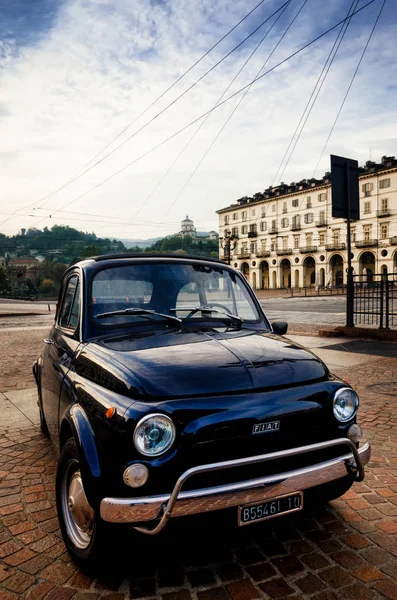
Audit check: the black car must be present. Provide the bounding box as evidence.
[33,253,370,569]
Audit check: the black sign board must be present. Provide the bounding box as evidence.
[330,155,360,220]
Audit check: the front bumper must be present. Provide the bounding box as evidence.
[100,438,371,534]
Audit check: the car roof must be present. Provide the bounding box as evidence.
[87,252,225,264]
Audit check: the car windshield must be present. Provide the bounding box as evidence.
[90,262,264,328]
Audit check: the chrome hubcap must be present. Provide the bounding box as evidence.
[62,462,94,549]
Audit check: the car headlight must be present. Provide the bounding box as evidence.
[333,388,359,422]
[133,414,175,457]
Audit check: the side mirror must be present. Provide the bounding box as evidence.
[272,321,288,335]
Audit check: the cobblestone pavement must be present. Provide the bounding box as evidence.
[0,325,397,599]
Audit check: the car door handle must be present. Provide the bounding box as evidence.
[43,338,54,345]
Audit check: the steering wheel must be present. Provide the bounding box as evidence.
[207,303,231,313]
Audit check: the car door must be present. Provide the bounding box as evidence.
[41,272,82,443]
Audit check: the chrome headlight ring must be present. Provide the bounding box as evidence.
[133,413,176,457]
[333,387,359,423]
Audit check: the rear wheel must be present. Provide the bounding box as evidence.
[56,438,112,570]
[37,388,49,436]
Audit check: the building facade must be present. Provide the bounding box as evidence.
[217,156,397,289]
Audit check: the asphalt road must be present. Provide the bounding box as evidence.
[259,296,346,313]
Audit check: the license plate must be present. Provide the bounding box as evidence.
[238,492,303,526]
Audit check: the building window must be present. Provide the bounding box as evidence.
[294,235,300,249]
[364,201,371,214]
[250,242,257,253]
[351,227,356,243]
[249,224,257,233]
[241,225,248,235]
[261,240,267,250]
[271,239,276,251]
[282,237,288,250]
[231,227,238,237]
[380,223,389,239]
[319,232,325,246]
[379,178,390,189]
[260,221,267,232]
[306,196,312,208]
[362,182,373,197]
[224,229,228,238]
[292,215,300,229]
[381,197,388,210]
[282,201,287,214]
[304,213,314,224]
[292,199,299,207]
[281,217,289,228]
[318,192,327,202]
[333,229,340,244]
[261,209,266,218]
[318,210,326,225]
[242,211,247,221]
[306,233,313,245]
[224,216,229,225]
[271,219,277,231]
[272,204,276,212]
[233,213,238,220]
[363,225,372,241]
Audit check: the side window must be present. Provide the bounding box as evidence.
[59,275,80,330]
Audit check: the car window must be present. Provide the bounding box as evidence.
[175,282,200,313]
[59,275,80,330]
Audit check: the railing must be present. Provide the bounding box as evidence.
[276,249,293,256]
[353,273,397,329]
[237,253,251,259]
[248,231,258,238]
[355,239,378,248]
[390,236,397,245]
[299,246,318,253]
[256,251,270,258]
[325,243,346,251]
[290,285,346,297]
[270,227,278,234]
[315,220,327,227]
[377,209,391,217]
[290,224,301,231]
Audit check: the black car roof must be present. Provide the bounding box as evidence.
[89,252,225,264]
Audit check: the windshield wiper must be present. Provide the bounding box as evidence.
[96,308,182,325]
[170,305,243,325]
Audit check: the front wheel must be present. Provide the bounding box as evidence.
[56,438,111,570]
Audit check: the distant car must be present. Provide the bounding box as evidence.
[33,253,370,569]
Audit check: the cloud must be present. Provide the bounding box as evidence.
[0,0,396,239]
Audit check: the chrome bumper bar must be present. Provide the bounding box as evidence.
[100,438,371,534]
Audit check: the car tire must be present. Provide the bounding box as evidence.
[56,438,113,571]
[37,388,49,436]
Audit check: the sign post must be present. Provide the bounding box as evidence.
[330,155,360,328]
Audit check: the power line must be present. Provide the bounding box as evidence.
[30,0,375,232]
[312,0,387,177]
[32,1,289,213]
[131,0,294,223]
[273,0,360,185]
[161,0,309,222]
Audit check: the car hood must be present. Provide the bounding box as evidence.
[77,328,328,399]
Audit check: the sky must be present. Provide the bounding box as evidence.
[0,0,396,241]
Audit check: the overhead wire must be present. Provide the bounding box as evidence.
[273,0,360,185]
[31,0,289,212]
[29,0,375,232]
[312,0,387,177]
[161,0,309,223]
[130,0,294,223]
[0,0,270,229]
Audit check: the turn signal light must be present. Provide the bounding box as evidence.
[123,464,149,488]
[105,407,116,419]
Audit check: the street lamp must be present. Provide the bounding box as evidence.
[219,230,238,265]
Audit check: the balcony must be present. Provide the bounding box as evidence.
[290,224,301,231]
[325,243,346,251]
[390,236,397,245]
[237,253,251,259]
[248,231,258,238]
[256,250,270,258]
[276,248,293,256]
[299,246,318,253]
[315,219,327,227]
[270,227,278,234]
[377,209,391,217]
[355,239,379,248]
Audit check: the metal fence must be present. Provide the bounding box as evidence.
[353,273,397,329]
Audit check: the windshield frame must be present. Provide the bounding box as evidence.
[84,258,271,339]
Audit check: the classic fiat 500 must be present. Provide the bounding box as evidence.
[34,254,370,568]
